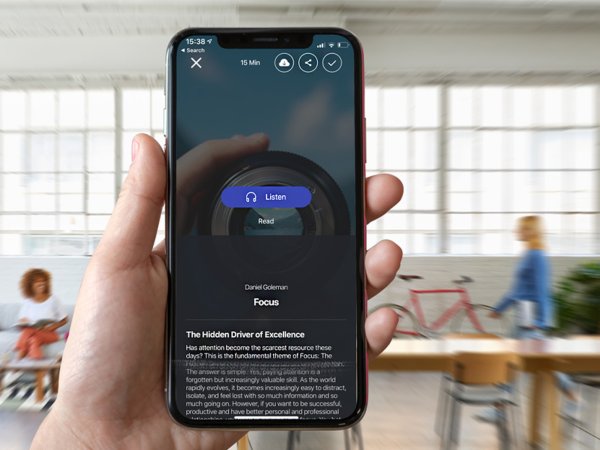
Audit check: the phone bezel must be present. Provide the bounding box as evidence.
[165,27,367,429]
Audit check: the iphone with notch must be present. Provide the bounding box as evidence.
[165,28,366,429]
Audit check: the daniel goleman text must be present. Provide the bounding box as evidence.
[186,330,306,339]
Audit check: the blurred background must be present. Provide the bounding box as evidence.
[0,1,600,449]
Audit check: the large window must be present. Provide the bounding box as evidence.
[0,81,598,256]
[367,83,599,255]
[365,86,440,254]
[0,86,164,255]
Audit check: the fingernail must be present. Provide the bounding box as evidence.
[131,138,140,162]
[246,132,266,142]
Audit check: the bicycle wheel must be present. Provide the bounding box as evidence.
[449,304,512,337]
[369,303,430,339]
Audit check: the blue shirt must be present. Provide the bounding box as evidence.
[494,249,554,329]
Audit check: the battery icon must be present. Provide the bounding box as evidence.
[337,42,350,48]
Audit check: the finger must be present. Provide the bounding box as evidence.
[365,240,403,299]
[176,133,270,235]
[366,174,403,224]
[366,307,398,359]
[177,133,269,197]
[153,239,166,261]
[94,134,165,269]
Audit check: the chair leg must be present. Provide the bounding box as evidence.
[35,369,45,402]
[50,367,59,393]
[441,396,454,450]
[506,404,514,450]
[570,381,585,447]
[593,387,600,450]
[286,431,295,450]
[353,423,365,450]
[343,428,351,450]
[508,403,521,450]
[497,409,510,450]
[450,399,462,446]
[496,418,503,450]
[581,384,594,449]
[583,385,600,450]
[435,375,450,436]
[509,386,523,450]
[511,384,527,450]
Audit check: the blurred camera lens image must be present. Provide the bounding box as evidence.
[207,151,350,237]
[192,151,352,277]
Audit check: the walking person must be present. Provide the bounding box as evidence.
[476,215,579,423]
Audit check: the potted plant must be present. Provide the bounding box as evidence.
[554,261,600,335]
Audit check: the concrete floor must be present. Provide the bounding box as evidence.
[1,372,597,450]
[248,372,523,450]
[0,410,46,450]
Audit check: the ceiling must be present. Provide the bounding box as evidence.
[1,1,600,37]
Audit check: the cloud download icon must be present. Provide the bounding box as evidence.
[274,53,294,73]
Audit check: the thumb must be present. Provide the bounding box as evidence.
[94,133,166,269]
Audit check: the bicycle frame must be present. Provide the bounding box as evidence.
[398,287,485,335]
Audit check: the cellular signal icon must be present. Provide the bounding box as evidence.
[317,43,325,48]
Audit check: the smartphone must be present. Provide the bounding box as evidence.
[165,28,366,429]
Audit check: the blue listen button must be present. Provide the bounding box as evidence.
[221,186,312,208]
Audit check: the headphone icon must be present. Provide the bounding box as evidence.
[245,191,257,203]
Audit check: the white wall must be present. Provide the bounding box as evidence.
[0,35,169,76]
[359,30,600,74]
[1,28,600,77]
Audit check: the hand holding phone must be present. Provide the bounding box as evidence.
[30,132,403,449]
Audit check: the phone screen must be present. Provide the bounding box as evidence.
[166,29,365,427]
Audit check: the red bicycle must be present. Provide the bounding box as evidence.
[371,275,511,338]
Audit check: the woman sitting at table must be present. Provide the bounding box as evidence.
[14,268,68,360]
[477,215,578,422]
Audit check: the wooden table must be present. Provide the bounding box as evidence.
[236,435,249,450]
[0,358,61,402]
[370,338,600,450]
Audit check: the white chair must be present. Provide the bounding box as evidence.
[439,352,523,450]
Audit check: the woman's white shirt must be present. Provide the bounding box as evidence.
[18,295,66,322]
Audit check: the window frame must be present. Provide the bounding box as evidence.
[0,77,165,255]
[365,75,600,256]
[1,74,599,256]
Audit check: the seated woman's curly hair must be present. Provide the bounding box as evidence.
[20,268,52,298]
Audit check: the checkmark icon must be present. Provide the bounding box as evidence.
[322,53,342,73]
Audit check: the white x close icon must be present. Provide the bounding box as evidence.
[190,57,202,69]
